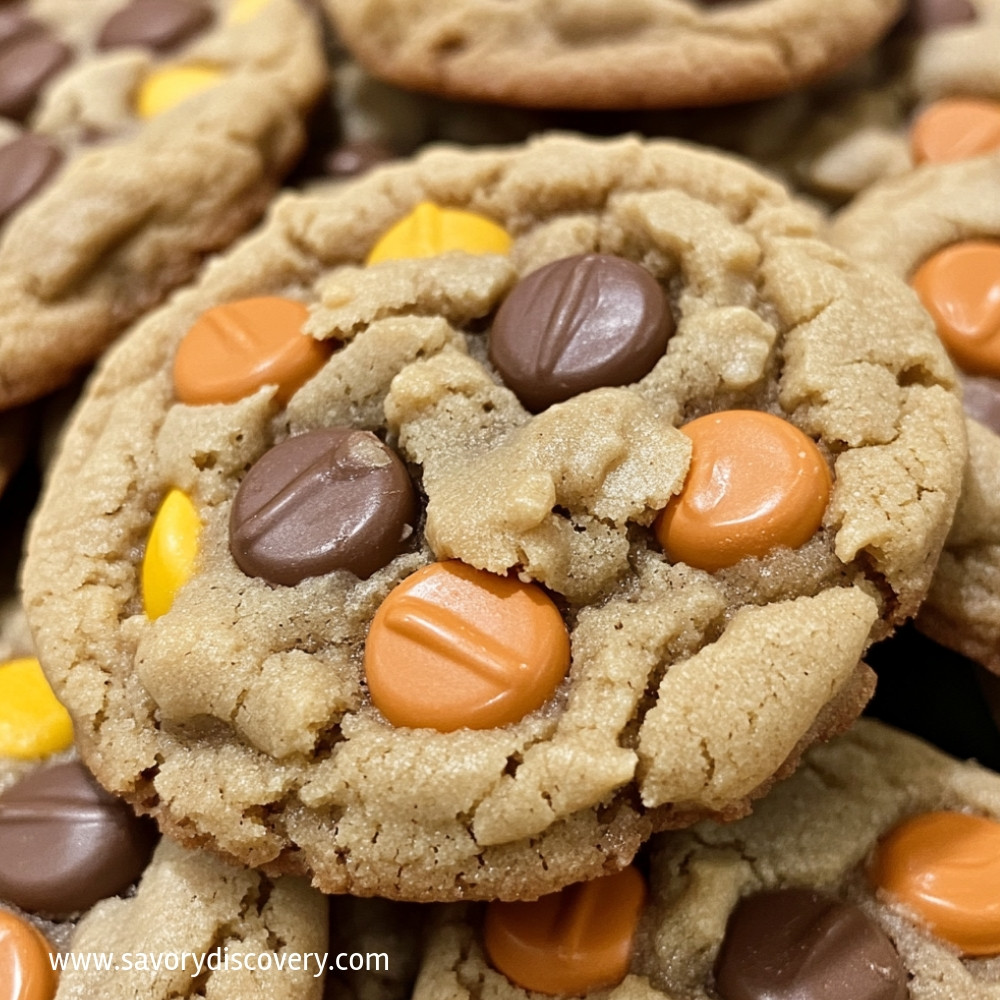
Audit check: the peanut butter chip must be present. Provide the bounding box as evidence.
[364,560,570,732]
[910,241,1000,378]
[483,866,646,996]
[910,98,1000,164]
[655,410,831,571]
[0,910,57,1000]
[173,296,330,405]
[868,810,1000,955]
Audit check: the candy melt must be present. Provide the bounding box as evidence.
[229,429,416,585]
[228,0,272,23]
[173,296,330,406]
[0,910,57,1000]
[489,254,674,412]
[364,560,570,731]
[0,762,158,918]
[142,488,201,619]
[911,241,1000,379]
[868,810,1000,955]
[910,98,1000,164]
[655,410,831,571]
[0,658,73,760]
[135,63,224,119]
[365,202,511,265]
[714,889,907,1000]
[484,866,645,996]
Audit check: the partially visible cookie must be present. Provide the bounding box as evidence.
[324,0,905,110]
[0,0,325,411]
[413,719,1000,999]
[24,134,965,902]
[829,154,1000,673]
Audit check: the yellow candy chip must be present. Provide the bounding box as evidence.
[228,0,270,24]
[366,201,512,265]
[143,488,201,620]
[0,658,74,759]
[136,65,225,119]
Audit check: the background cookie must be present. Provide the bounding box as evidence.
[324,0,906,110]
[0,0,325,411]
[829,153,1000,673]
[23,134,965,902]
[412,719,1000,999]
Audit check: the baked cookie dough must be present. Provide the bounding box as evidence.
[687,0,1000,202]
[24,134,965,901]
[0,0,325,411]
[829,154,1000,674]
[324,0,905,110]
[413,718,1000,1000]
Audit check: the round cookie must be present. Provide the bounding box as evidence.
[0,0,325,411]
[23,134,965,902]
[412,719,1000,1000]
[829,154,1000,674]
[323,0,906,110]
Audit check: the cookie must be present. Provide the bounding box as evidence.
[412,718,1000,1000]
[323,0,906,110]
[23,134,965,902]
[686,0,1000,202]
[0,0,325,411]
[829,154,1000,673]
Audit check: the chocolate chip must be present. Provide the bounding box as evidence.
[229,428,417,585]
[713,889,908,1000]
[0,25,72,121]
[97,0,213,53]
[0,761,159,918]
[894,0,977,35]
[488,254,673,412]
[0,132,62,224]
[961,374,1000,434]
[323,139,396,180]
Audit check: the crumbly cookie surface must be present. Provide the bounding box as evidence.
[413,719,1000,1000]
[24,135,965,901]
[324,0,905,110]
[0,0,325,410]
[830,154,1000,674]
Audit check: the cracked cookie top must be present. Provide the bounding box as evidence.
[412,719,1000,1000]
[0,0,324,411]
[24,134,965,901]
[323,0,906,110]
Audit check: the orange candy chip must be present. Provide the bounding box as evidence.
[655,410,831,572]
[910,98,1000,164]
[911,241,1000,379]
[364,560,570,732]
[173,296,331,406]
[0,910,58,1000]
[868,810,1000,956]
[484,866,646,996]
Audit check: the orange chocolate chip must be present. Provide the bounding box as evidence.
[173,296,331,406]
[363,560,570,732]
[0,910,58,1000]
[484,866,646,996]
[654,410,831,572]
[910,98,1000,164]
[910,241,1000,378]
[868,810,1000,955]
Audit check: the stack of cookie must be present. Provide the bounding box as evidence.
[3,0,1000,998]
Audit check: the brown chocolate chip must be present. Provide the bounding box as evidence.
[97,0,213,53]
[0,761,159,919]
[713,889,908,1000]
[229,428,417,585]
[0,132,62,224]
[0,23,72,121]
[894,0,977,35]
[488,254,674,412]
